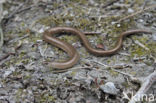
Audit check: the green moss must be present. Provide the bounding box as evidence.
[124,0,143,5]
[31,46,37,51]
[71,0,87,4]
[16,89,23,102]
[95,36,104,44]
[135,0,144,6]
[15,58,30,65]
[18,31,26,37]
[77,18,92,28]
[131,71,137,76]
[131,45,143,57]
[122,82,131,88]
[53,2,59,9]
[37,15,93,30]
[21,59,30,64]
[70,71,76,76]
[109,69,119,77]
[31,36,41,43]
[19,50,27,58]
[61,35,78,43]
[124,0,130,4]
[53,47,64,55]
[17,29,30,37]
[86,35,95,39]
[12,71,21,76]
[111,18,135,36]
[146,42,156,57]
[106,59,113,65]
[99,16,136,49]
[37,16,64,26]
[80,48,89,58]
[20,22,25,27]
[130,36,156,58]
[23,75,32,80]
[48,66,54,72]
[8,58,16,65]
[40,94,55,102]
[14,50,30,65]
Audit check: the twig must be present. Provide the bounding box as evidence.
[112,67,156,102]
[134,40,149,51]
[2,0,31,25]
[0,0,29,48]
[84,32,102,35]
[8,33,29,43]
[2,1,49,26]
[0,2,4,49]
[0,41,22,62]
[91,60,131,69]
[116,4,156,23]
[90,60,156,103]
[102,0,118,8]
[142,0,149,9]
[0,25,3,49]
[39,43,48,57]
[51,65,93,73]
[129,71,156,103]
[90,60,109,67]
[0,53,10,62]
[2,2,24,25]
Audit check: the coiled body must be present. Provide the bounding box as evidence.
[43,27,151,71]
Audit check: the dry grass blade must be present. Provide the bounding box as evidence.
[117,4,156,23]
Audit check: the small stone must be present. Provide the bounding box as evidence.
[100,82,119,95]
[117,24,121,27]
[138,19,144,23]
[65,20,72,26]
[0,0,5,3]
[3,70,12,78]
[152,33,156,41]
[111,22,116,25]
[27,52,40,60]
[3,66,15,78]
[120,0,124,2]
[14,15,22,22]
[128,8,134,13]
[39,28,44,33]
[72,42,81,48]
[73,71,87,81]
[3,10,8,16]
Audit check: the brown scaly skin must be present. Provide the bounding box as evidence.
[43,27,152,72]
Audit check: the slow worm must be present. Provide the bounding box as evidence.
[43,27,152,71]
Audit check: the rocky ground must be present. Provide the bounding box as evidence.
[0,0,156,103]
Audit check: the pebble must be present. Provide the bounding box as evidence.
[111,21,116,25]
[0,0,5,3]
[3,10,8,16]
[3,66,16,78]
[117,24,121,27]
[27,52,40,60]
[100,82,119,95]
[138,19,144,23]
[14,15,22,22]
[152,33,156,41]
[128,8,134,13]
[39,28,44,33]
